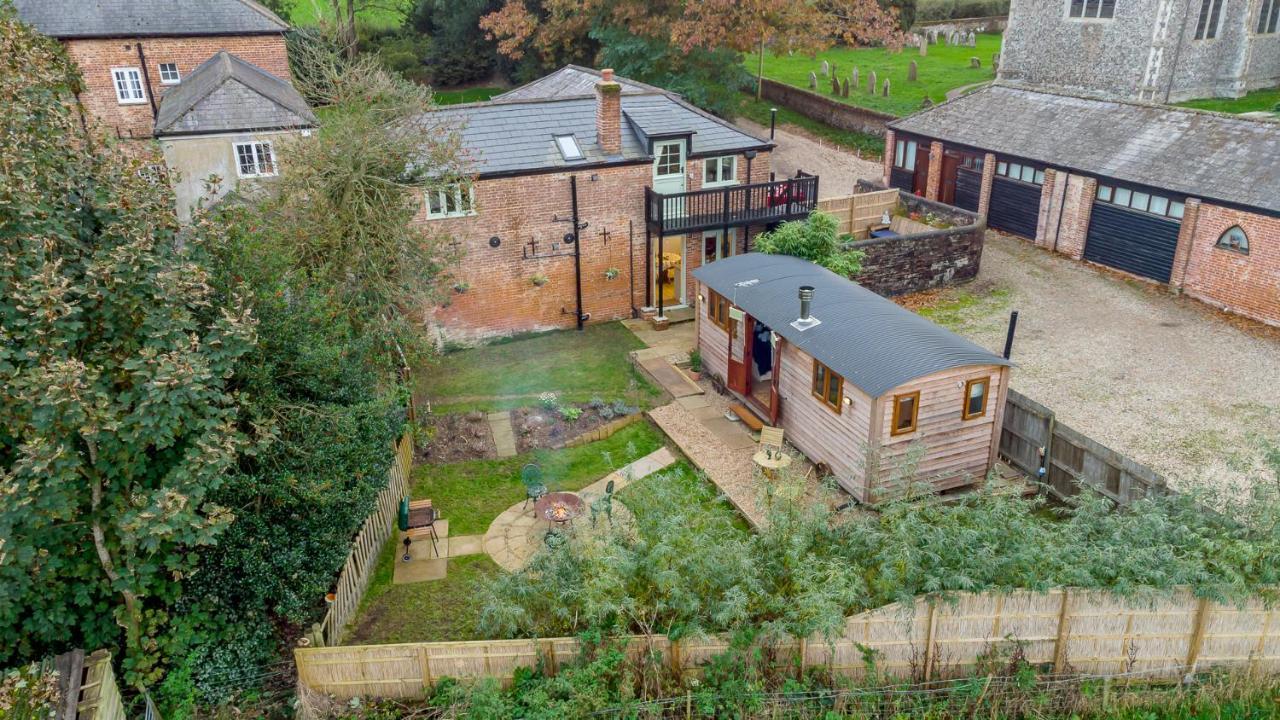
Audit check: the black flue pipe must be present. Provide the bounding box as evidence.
[570,175,584,330]
[1003,310,1019,359]
[769,108,777,139]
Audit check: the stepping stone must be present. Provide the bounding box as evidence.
[448,534,485,557]
[487,411,517,457]
[393,557,447,584]
[676,395,711,410]
[638,356,703,398]
[702,416,759,451]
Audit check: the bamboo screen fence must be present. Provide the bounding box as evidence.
[308,432,415,648]
[295,587,1279,700]
[817,189,898,238]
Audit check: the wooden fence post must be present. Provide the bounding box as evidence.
[670,639,683,678]
[1052,589,1072,674]
[419,646,433,690]
[1184,597,1211,674]
[922,600,939,681]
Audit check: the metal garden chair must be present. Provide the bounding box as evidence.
[522,463,548,511]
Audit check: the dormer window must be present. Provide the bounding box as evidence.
[1216,226,1249,254]
[703,155,737,187]
[554,135,583,161]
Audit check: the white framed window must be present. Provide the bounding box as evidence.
[426,183,475,219]
[894,139,918,170]
[1216,226,1249,253]
[554,134,583,161]
[1195,0,1225,38]
[995,160,1044,185]
[702,228,737,264]
[1095,184,1184,219]
[111,67,146,104]
[158,63,181,84]
[1068,0,1115,18]
[234,141,276,178]
[702,155,738,187]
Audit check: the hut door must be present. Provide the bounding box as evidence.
[768,338,783,425]
[727,313,749,395]
[912,146,930,196]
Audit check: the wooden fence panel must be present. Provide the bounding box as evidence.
[314,432,414,647]
[296,588,1280,700]
[76,650,124,720]
[998,389,1052,479]
[817,190,898,239]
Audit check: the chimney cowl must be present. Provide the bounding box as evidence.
[791,285,821,331]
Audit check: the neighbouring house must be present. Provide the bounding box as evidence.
[692,253,1012,503]
[14,0,315,219]
[884,85,1280,328]
[998,0,1279,102]
[415,66,821,341]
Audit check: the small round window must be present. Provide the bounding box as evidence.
[1216,226,1249,254]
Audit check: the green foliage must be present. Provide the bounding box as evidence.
[914,0,1009,20]
[408,0,504,86]
[755,212,866,277]
[593,27,753,118]
[0,664,60,720]
[0,9,254,683]
[688,348,703,373]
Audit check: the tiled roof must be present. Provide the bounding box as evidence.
[155,51,315,135]
[890,85,1280,215]
[491,65,662,102]
[13,0,288,38]
[429,82,770,176]
[693,254,1010,397]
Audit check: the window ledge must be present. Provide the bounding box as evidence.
[426,211,478,221]
[701,180,740,189]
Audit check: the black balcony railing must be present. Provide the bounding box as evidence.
[645,175,820,236]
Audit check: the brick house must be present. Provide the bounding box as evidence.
[884,85,1280,327]
[14,0,315,219]
[419,66,821,341]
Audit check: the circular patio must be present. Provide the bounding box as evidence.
[482,491,633,571]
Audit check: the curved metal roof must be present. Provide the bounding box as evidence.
[692,254,1010,397]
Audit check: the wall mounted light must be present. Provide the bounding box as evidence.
[697,294,705,304]
[843,397,852,406]
[489,236,501,248]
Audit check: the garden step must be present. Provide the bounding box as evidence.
[486,411,517,457]
[637,355,703,399]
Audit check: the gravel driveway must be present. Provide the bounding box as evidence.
[735,119,882,199]
[913,233,1280,497]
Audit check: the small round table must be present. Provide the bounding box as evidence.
[752,449,792,480]
[535,492,586,530]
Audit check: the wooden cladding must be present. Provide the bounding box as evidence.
[706,288,733,335]
[890,391,920,436]
[811,359,844,414]
[963,377,989,420]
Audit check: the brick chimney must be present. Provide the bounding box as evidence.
[595,68,621,156]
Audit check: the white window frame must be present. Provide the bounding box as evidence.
[554,134,583,161]
[111,67,147,104]
[701,228,738,265]
[1257,0,1280,33]
[234,141,277,178]
[702,155,738,188]
[425,183,476,220]
[894,139,918,170]
[158,62,181,84]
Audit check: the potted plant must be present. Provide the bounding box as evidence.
[687,348,703,381]
[531,273,549,287]
[604,267,620,280]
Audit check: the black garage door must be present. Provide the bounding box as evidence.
[954,167,982,212]
[889,167,915,193]
[1083,202,1181,283]
[987,176,1041,238]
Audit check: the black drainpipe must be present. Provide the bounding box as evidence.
[135,43,159,120]
[570,175,584,331]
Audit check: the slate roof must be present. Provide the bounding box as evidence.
[13,0,288,38]
[155,51,315,136]
[492,65,663,102]
[692,254,1010,398]
[890,84,1280,215]
[429,75,771,176]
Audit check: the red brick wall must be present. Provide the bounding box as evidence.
[976,152,996,218]
[1053,174,1096,260]
[64,35,289,140]
[1168,198,1202,289]
[1179,203,1280,327]
[882,130,895,188]
[416,150,774,341]
[924,141,943,201]
[1034,168,1058,246]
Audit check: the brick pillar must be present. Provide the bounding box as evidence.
[882,130,895,187]
[976,152,996,219]
[1034,169,1059,248]
[1168,198,1202,290]
[924,141,943,201]
[595,68,621,155]
[1054,175,1096,260]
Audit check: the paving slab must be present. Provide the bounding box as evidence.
[703,416,760,450]
[676,394,711,410]
[449,534,485,557]
[487,411,517,457]
[393,557,447,584]
[638,356,703,398]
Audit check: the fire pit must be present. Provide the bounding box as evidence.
[534,491,585,529]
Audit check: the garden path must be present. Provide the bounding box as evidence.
[482,447,678,571]
[486,411,517,457]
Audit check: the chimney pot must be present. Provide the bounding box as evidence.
[798,286,815,321]
[601,68,614,81]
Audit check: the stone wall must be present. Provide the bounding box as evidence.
[911,16,1008,35]
[848,181,985,296]
[758,78,897,137]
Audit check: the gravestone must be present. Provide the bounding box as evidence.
[908,60,918,81]
[832,75,840,94]
[992,52,1001,72]
[868,70,877,93]
[851,67,859,89]
[882,78,890,96]
[967,31,977,47]
[921,97,934,108]
[821,59,829,76]
[841,78,850,97]
[809,71,817,89]
[919,37,928,56]
[969,56,981,68]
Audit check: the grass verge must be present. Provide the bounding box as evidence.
[738,94,884,158]
[350,548,501,644]
[1177,87,1280,115]
[434,87,504,105]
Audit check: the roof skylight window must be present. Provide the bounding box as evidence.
[554,134,584,161]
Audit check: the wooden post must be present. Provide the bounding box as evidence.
[419,646,433,689]
[544,640,559,676]
[670,639,683,678]
[1052,589,1071,674]
[1249,609,1273,679]
[1184,597,1211,674]
[922,600,939,681]
[797,637,807,680]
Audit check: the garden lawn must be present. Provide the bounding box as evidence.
[414,420,666,536]
[752,35,1002,116]
[434,87,503,105]
[420,322,657,412]
[737,94,883,158]
[349,547,500,644]
[619,460,753,536]
[1178,87,1280,115]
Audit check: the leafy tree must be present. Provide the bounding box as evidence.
[0,10,254,684]
[592,28,751,118]
[408,0,503,86]
[755,211,866,277]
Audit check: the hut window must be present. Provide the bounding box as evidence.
[893,139,918,170]
[963,378,989,420]
[812,360,843,413]
[891,391,920,436]
[1216,226,1249,254]
[706,289,734,334]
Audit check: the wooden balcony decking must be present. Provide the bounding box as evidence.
[645,175,819,236]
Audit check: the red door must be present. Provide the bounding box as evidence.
[912,147,931,196]
[940,152,961,205]
[727,314,749,395]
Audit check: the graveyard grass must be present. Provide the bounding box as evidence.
[753,34,1002,116]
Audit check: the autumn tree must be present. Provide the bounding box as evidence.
[0,8,254,684]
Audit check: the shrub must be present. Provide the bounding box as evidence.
[754,211,865,277]
[560,406,583,422]
[689,348,703,373]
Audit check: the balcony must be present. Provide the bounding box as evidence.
[645,175,820,236]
